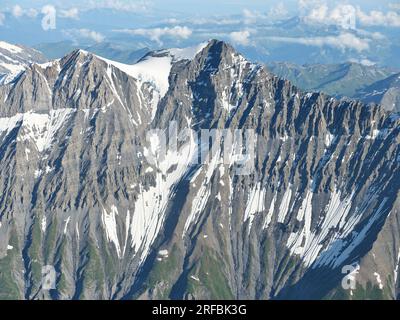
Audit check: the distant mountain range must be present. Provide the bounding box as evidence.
[356,72,400,112]
[34,41,150,65]
[268,61,400,112]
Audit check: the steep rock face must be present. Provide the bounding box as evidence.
[0,40,399,300]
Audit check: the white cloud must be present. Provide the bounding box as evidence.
[355,29,385,40]
[267,33,370,52]
[303,3,400,28]
[229,30,251,46]
[85,0,150,12]
[330,4,356,28]
[189,17,240,25]
[305,3,328,23]
[243,9,261,24]
[27,8,38,18]
[356,7,400,27]
[59,8,79,20]
[190,17,239,25]
[243,9,273,24]
[78,29,105,43]
[114,26,192,45]
[12,5,23,18]
[304,4,356,29]
[0,12,5,25]
[64,29,105,43]
[164,18,179,24]
[268,2,289,19]
[242,3,288,24]
[298,0,323,12]
[11,5,38,18]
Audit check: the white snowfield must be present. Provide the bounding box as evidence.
[160,42,208,62]
[0,41,28,85]
[96,42,208,100]
[98,54,172,99]
[0,41,23,54]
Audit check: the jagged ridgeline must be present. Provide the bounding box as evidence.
[0,40,399,300]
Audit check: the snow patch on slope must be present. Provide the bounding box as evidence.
[373,272,384,290]
[325,132,335,147]
[287,188,390,269]
[19,109,76,152]
[263,195,277,229]
[183,154,219,238]
[244,182,266,233]
[41,216,47,233]
[394,249,400,284]
[287,188,356,267]
[0,42,34,85]
[277,185,293,223]
[0,63,25,84]
[102,205,122,258]
[63,216,71,235]
[0,41,23,54]
[0,109,75,152]
[130,128,197,264]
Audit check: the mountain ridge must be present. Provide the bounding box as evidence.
[267,60,400,112]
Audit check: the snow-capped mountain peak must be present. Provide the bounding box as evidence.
[0,40,47,85]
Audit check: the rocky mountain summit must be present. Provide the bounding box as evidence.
[0,40,399,300]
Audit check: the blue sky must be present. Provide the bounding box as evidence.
[0,0,397,16]
[1,1,399,68]
[1,1,399,43]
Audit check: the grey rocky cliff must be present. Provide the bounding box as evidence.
[0,40,399,300]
